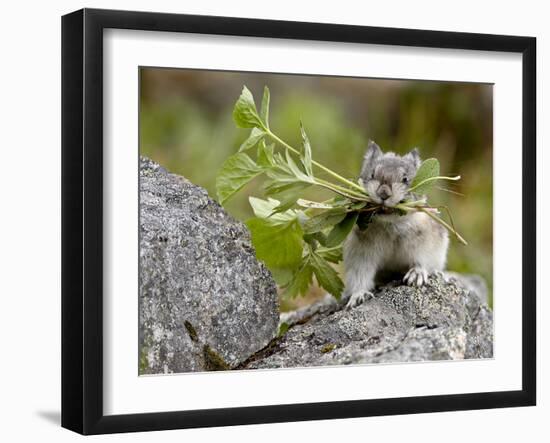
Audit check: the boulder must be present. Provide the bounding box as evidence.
[139,157,279,374]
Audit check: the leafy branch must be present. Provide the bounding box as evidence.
[216,85,467,300]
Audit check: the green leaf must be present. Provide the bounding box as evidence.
[260,86,270,129]
[263,151,313,197]
[246,217,303,270]
[264,178,311,200]
[330,195,356,207]
[302,209,347,234]
[216,153,265,204]
[303,231,328,247]
[270,267,294,286]
[249,196,298,224]
[257,141,274,168]
[283,257,314,299]
[347,201,368,211]
[410,158,440,194]
[317,246,343,264]
[233,86,264,129]
[271,191,303,214]
[300,122,313,177]
[239,127,265,152]
[310,251,344,299]
[284,149,314,184]
[325,211,359,247]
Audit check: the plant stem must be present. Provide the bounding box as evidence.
[417,207,468,245]
[313,178,370,201]
[266,130,367,194]
[315,178,372,201]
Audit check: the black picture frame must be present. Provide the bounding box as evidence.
[61,8,536,435]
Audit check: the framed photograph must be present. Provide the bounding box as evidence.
[61,8,536,435]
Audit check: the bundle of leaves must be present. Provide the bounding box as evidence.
[216,86,466,299]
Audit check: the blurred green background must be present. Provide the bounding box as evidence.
[140,68,493,310]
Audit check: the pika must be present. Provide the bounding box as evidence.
[343,141,449,309]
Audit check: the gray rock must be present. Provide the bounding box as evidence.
[445,271,489,305]
[243,274,493,369]
[139,157,279,374]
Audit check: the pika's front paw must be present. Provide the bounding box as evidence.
[345,291,373,310]
[404,266,428,287]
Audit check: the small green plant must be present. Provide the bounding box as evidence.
[216,86,466,300]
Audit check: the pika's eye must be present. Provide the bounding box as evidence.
[402,176,409,184]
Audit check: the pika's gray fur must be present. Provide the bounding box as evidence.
[344,141,449,309]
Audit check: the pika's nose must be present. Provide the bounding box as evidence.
[377,184,392,200]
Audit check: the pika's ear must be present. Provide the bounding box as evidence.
[360,141,382,177]
[404,148,421,169]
